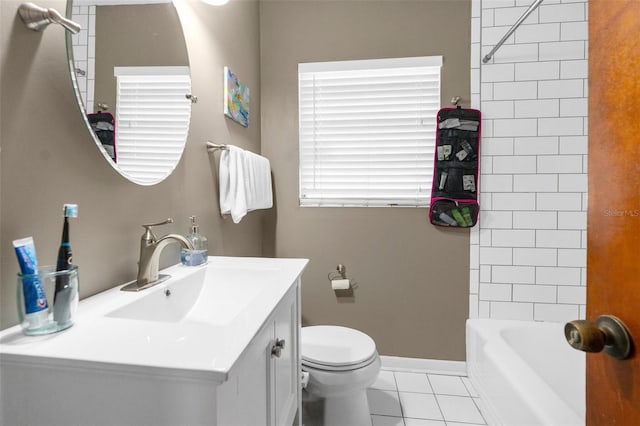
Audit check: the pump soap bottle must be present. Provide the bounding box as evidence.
[181,216,208,266]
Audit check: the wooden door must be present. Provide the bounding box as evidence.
[588,0,640,423]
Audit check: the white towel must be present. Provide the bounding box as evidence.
[219,145,273,223]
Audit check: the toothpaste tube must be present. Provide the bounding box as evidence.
[13,237,49,328]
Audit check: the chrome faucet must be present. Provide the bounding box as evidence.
[121,218,194,292]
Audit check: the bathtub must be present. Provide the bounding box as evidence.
[466,319,585,426]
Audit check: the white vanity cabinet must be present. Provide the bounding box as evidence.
[216,281,301,426]
[0,257,307,426]
[272,283,300,426]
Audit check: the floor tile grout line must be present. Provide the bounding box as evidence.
[395,389,474,397]
[370,413,407,426]
[368,369,488,426]
[429,374,471,398]
[370,412,486,426]
[436,393,487,425]
[380,368,467,378]
[393,372,446,424]
[391,371,408,422]
[470,395,488,425]
[425,373,447,423]
[444,423,486,426]
[461,376,479,398]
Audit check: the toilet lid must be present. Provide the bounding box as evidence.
[301,326,377,368]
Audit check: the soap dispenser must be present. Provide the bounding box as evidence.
[181,216,208,266]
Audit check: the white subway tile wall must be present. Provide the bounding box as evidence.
[470,0,587,322]
[71,6,96,113]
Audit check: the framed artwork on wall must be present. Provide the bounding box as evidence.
[224,66,250,127]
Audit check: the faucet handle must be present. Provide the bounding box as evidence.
[141,218,174,241]
[142,218,174,229]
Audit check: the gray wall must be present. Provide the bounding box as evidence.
[94,3,189,116]
[260,0,471,360]
[0,0,263,328]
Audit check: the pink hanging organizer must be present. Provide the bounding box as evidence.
[429,106,481,228]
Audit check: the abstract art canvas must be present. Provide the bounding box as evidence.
[224,66,250,127]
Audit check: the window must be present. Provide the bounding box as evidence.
[298,56,442,207]
[114,66,191,185]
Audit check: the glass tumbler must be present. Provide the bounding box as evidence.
[17,265,79,335]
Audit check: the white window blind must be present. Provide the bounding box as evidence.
[298,56,442,207]
[114,66,191,185]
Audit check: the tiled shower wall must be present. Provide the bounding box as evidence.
[469,0,588,322]
[71,5,96,114]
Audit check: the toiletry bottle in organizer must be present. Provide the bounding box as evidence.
[181,216,208,266]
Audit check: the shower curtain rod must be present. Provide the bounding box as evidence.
[482,0,544,64]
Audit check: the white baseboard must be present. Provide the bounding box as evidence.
[380,356,467,376]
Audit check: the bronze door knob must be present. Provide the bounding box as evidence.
[564,315,632,360]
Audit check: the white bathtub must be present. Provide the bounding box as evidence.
[466,319,585,426]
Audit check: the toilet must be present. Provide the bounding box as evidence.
[301,325,381,426]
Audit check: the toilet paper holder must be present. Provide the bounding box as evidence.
[328,264,351,291]
[328,264,347,280]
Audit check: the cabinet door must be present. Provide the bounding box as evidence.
[272,285,300,426]
[217,322,271,426]
[217,282,300,426]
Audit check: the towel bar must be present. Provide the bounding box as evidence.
[206,141,227,151]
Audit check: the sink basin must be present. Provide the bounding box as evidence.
[106,263,274,325]
[106,268,206,323]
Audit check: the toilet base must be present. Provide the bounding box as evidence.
[302,389,372,426]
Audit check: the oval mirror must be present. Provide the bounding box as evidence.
[66,0,191,185]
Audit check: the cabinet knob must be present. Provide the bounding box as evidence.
[271,338,285,358]
[564,315,632,360]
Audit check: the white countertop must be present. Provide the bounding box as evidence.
[0,256,308,383]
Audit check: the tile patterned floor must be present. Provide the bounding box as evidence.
[368,370,487,426]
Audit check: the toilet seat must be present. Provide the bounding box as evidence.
[302,355,378,372]
[302,326,377,371]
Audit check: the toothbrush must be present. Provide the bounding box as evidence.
[53,204,77,324]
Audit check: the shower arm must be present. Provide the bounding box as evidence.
[18,2,81,34]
